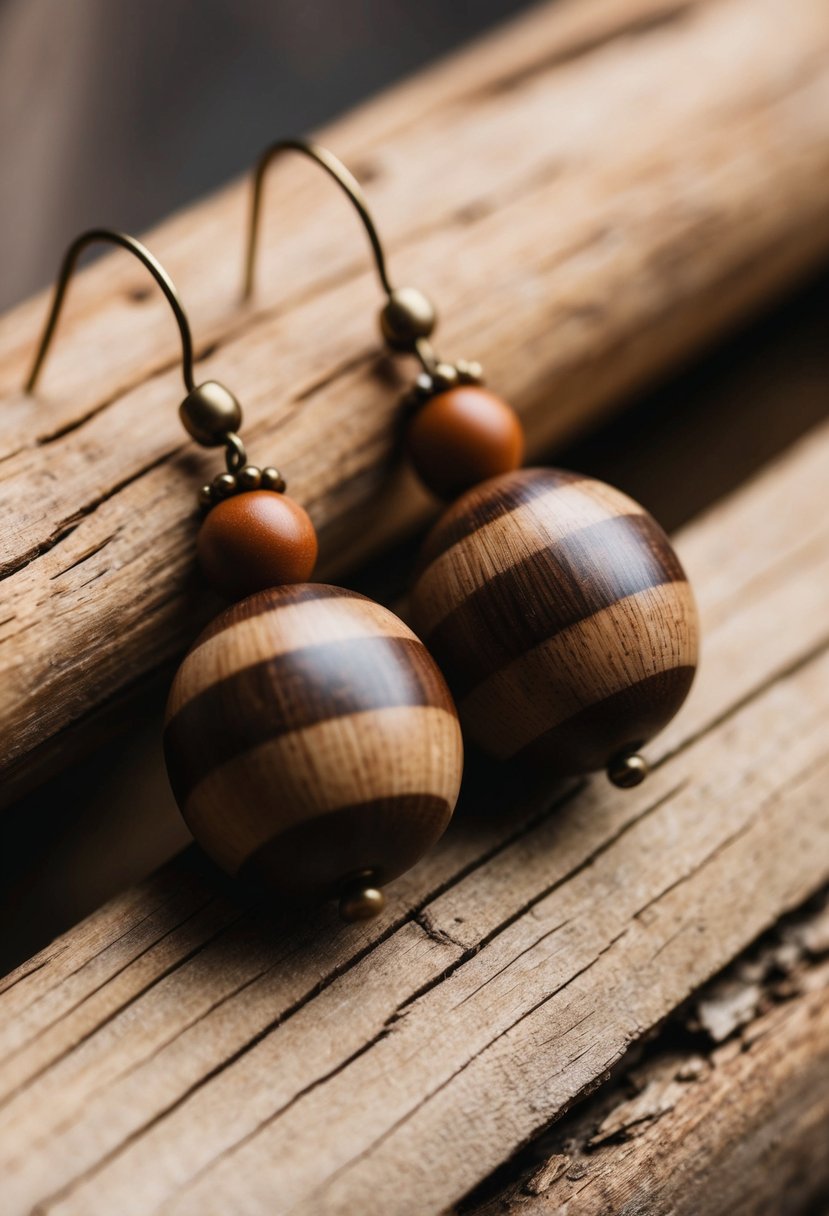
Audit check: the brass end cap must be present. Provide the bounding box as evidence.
[607,751,649,789]
[339,881,385,923]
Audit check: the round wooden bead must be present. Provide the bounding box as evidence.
[164,584,463,907]
[409,468,699,776]
[197,490,318,600]
[405,386,524,499]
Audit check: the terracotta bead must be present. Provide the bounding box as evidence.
[409,468,699,776]
[164,584,463,909]
[405,386,524,499]
[197,490,318,600]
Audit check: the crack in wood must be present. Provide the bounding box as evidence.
[4,630,821,1204]
[0,897,226,1107]
[0,447,182,582]
[0,957,52,999]
[296,926,635,1216]
[457,888,829,1214]
[49,533,118,580]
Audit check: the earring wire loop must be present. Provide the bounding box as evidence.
[243,138,393,301]
[26,229,196,394]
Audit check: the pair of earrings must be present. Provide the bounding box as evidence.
[27,140,699,921]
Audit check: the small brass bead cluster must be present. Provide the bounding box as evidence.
[198,464,286,514]
[401,358,485,412]
[177,378,286,514]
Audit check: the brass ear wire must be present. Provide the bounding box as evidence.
[26,229,197,395]
[243,138,446,376]
[244,139,393,301]
[23,228,286,508]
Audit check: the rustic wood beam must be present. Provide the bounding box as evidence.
[464,895,829,1216]
[1,417,827,1215]
[1,0,829,801]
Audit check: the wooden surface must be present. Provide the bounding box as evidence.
[1,412,828,1215]
[465,895,829,1216]
[2,0,829,801]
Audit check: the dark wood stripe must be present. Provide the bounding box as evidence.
[237,793,453,899]
[426,512,689,700]
[509,666,697,773]
[187,583,369,655]
[416,467,587,574]
[165,635,455,804]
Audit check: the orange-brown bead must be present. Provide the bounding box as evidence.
[197,490,318,600]
[405,386,524,500]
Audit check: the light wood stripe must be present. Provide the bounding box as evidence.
[181,705,462,874]
[412,478,647,636]
[171,592,417,714]
[424,513,687,699]
[165,635,455,802]
[416,467,587,569]
[184,583,363,653]
[459,582,698,759]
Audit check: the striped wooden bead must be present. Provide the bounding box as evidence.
[164,584,462,909]
[409,468,699,776]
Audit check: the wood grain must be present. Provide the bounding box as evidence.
[2,0,829,801]
[0,416,827,1215]
[164,583,462,900]
[409,468,698,771]
[464,895,829,1216]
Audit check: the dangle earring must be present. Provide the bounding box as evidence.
[27,229,463,920]
[245,143,699,788]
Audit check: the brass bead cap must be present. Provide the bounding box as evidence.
[180,381,243,447]
[379,287,436,351]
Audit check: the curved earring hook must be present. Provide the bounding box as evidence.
[243,138,394,301]
[244,139,441,374]
[26,228,196,394]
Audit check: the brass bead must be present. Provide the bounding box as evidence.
[457,359,484,384]
[198,484,214,510]
[379,287,437,351]
[607,752,650,788]
[238,464,262,491]
[179,381,243,447]
[432,362,460,390]
[261,466,287,493]
[339,882,385,923]
[213,472,237,498]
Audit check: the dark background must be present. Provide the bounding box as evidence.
[0,0,530,311]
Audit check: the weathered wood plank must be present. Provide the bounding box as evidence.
[200,681,826,1216]
[2,0,829,800]
[464,896,829,1216]
[0,417,827,1215]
